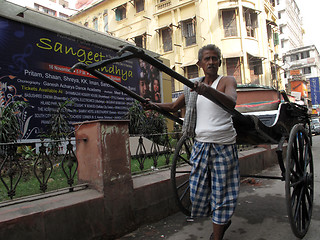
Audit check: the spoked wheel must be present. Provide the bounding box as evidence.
[286,124,314,238]
[305,121,313,146]
[171,135,193,216]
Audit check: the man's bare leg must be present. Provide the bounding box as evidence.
[210,221,231,240]
[212,223,224,240]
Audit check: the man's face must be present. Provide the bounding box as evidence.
[198,50,220,76]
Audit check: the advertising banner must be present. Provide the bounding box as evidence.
[290,80,308,98]
[310,77,320,105]
[0,16,161,139]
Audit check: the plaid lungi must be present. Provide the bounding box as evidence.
[189,140,239,224]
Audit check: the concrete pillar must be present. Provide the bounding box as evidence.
[74,120,135,239]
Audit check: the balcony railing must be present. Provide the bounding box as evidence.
[156,0,172,11]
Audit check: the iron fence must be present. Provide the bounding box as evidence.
[130,132,182,174]
[130,132,255,174]
[0,138,83,203]
[0,132,255,203]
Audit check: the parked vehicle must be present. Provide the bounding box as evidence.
[311,118,320,135]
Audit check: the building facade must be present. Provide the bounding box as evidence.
[69,0,281,95]
[283,45,320,105]
[275,0,304,55]
[6,0,77,18]
[275,0,304,89]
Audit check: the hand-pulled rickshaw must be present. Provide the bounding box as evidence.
[70,45,313,239]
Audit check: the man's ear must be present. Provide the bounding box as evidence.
[196,60,200,67]
[218,59,222,67]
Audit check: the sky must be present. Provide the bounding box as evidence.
[296,0,320,51]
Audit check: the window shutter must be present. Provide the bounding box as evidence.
[254,60,263,75]
[273,33,279,45]
[252,12,258,28]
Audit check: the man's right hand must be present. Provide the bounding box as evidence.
[141,99,155,111]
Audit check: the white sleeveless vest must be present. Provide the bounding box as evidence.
[195,76,237,144]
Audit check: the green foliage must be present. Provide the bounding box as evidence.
[48,100,74,140]
[39,100,74,158]
[125,100,167,136]
[18,145,37,160]
[0,101,27,143]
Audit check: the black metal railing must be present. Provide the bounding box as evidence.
[0,138,85,203]
[130,132,182,174]
[130,132,255,174]
[0,132,255,202]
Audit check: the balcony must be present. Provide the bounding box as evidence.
[156,0,172,11]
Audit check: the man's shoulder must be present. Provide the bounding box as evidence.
[189,76,205,83]
[221,75,237,85]
[221,75,236,81]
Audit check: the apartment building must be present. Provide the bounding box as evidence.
[69,0,280,94]
[283,45,320,104]
[275,0,304,55]
[6,0,77,18]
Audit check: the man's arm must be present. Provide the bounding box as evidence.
[142,94,186,112]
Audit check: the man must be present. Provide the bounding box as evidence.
[143,44,239,240]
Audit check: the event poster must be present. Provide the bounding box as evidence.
[0,16,161,139]
[310,77,320,106]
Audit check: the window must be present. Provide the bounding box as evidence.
[134,34,146,48]
[301,51,310,59]
[267,25,272,40]
[244,8,258,38]
[269,0,275,7]
[34,4,56,16]
[181,19,196,46]
[281,39,285,48]
[271,64,276,80]
[249,55,262,84]
[186,65,198,79]
[278,12,281,19]
[135,0,144,13]
[104,11,108,32]
[161,27,172,52]
[222,10,237,37]
[279,26,283,34]
[115,4,126,21]
[303,67,311,74]
[59,13,68,19]
[93,17,98,31]
[226,57,242,83]
[290,54,299,61]
[171,76,175,92]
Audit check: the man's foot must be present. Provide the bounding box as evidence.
[209,220,232,240]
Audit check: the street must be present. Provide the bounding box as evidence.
[120,135,320,240]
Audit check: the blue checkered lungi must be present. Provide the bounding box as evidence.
[189,140,240,224]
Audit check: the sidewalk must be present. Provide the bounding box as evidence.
[118,164,320,240]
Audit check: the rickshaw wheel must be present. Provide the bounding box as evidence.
[305,121,312,146]
[171,135,193,216]
[285,124,314,238]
